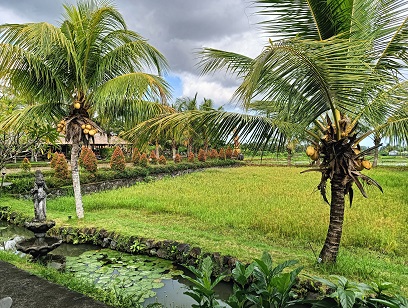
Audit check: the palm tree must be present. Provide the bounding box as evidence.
[0,0,171,218]
[125,0,408,263]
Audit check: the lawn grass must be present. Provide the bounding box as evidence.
[2,165,407,295]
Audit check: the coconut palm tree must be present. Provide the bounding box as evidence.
[0,0,171,218]
[124,0,408,263]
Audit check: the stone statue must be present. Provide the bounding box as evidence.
[32,170,47,222]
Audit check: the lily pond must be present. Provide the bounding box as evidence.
[0,221,232,307]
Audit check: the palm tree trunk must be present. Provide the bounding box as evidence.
[372,136,381,167]
[172,139,177,159]
[287,149,292,166]
[155,140,160,158]
[318,172,345,262]
[71,142,84,219]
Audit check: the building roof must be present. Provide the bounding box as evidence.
[57,133,129,145]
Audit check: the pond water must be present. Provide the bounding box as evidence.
[0,221,232,307]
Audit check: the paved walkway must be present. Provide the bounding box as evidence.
[0,261,110,308]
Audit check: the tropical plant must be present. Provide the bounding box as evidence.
[0,0,170,218]
[183,256,228,308]
[20,157,31,172]
[110,146,126,172]
[54,153,69,180]
[158,154,166,165]
[123,0,408,263]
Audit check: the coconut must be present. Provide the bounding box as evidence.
[56,127,62,132]
[57,123,62,128]
[361,160,372,170]
[81,124,86,129]
[88,129,96,136]
[74,102,81,109]
[83,129,89,134]
[311,151,320,161]
[85,124,92,130]
[306,146,316,157]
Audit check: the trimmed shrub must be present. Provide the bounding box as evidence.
[110,146,126,171]
[187,151,195,163]
[139,153,149,167]
[50,152,59,168]
[79,146,88,168]
[158,155,167,165]
[132,148,141,165]
[82,147,98,173]
[20,157,31,172]
[209,149,219,159]
[232,148,239,158]
[174,153,182,163]
[225,147,233,159]
[54,153,69,179]
[218,148,226,160]
[149,150,158,164]
[198,149,206,162]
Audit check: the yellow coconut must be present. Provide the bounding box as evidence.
[88,129,96,136]
[353,148,361,155]
[57,127,62,132]
[361,160,372,170]
[85,124,92,130]
[83,129,89,134]
[57,123,63,128]
[74,102,81,109]
[305,146,316,157]
[310,151,320,161]
[81,124,86,130]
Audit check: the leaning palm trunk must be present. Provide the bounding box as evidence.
[372,136,381,167]
[319,173,345,262]
[71,141,84,219]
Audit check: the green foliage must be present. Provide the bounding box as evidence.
[110,146,126,172]
[229,252,303,308]
[183,256,228,308]
[54,153,69,179]
[305,276,408,308]
[20,157,31,172]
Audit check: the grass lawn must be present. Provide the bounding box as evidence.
[2,165,407,295]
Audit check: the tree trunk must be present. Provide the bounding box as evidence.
[287,149,292,166]
[155,140,160,158]
[172,140,177,159]
[318,172,346,263]
[372,136,381,167]
[71,142,84,219]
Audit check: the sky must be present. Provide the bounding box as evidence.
[0,0,267,112]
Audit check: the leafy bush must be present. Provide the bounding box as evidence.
[158,155,167,165]
[149,150,158,164]
[110,146,126,171]
[131,148,140,165]
[198,149,206,162]
[81,147,98,173]
[188,152,195,163]
[54,153,69,179]
[20,157,31,172]
[174,153,182,163]
[139,153,148,167]
[232,148,239,158]
[219,148,226,160]
[225,147,233,159]
[209,149,219,159]
[50,152,59,168]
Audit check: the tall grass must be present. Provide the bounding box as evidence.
[2,165,407,293]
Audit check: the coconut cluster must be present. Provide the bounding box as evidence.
[306,146,319,161]
[352,148,372,170]
[56,119,66,134]
[81,124,97,136]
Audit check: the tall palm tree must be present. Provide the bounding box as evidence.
[0,0,171,218]
[125,0,408,262]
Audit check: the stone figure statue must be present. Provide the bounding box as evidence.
[32,170,47,222]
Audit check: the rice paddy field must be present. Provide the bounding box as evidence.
[2,165,407,294]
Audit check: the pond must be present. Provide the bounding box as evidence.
[0,221,232,307]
